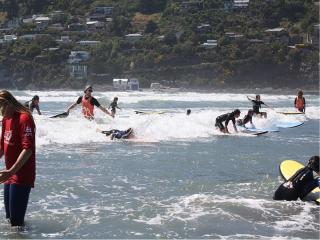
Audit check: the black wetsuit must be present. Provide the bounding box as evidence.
[24,100,40,114]
[251,100,265,114]
[273,166,319,201]
[103,129,132,139]
[215,113,236,130]
[237,114,252,126]
[109,101,119,115]
[76,96,101,107]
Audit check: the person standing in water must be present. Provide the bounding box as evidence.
[0,90,36,226]
[215,109,241,133]
[294,89,306,113]
[24,95,41,115]
[66,85,113,120]
[108,97,121,117]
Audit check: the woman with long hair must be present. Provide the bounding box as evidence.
[0,90,36,226]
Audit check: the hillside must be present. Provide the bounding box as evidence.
[0,0,318,89]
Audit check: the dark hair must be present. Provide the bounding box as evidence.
[32,95,39,101]
[256,94,260,98]
[233,109,241,115]
[186,109,191,115]
[114,97,118,101]
[307,156,319,172]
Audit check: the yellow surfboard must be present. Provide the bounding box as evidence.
[279,160,319,203]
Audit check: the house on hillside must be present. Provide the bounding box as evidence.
[197,24,211,33]
[94,6,114,17]
[68,23,86,32]
[264,27,289,44]
[125,33,143,43]
[67,51,90,79]
[56,36,72,44]
[35,16,51,32]
[224,0,250,10]
[181,1,204,12]
[86,21,105,31]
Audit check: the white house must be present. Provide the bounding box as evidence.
[3,35,17,42]
[68,51,90,64]
[113,78,128,90]
[113,78,140,90]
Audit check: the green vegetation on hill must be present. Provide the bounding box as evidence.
[0,0,318,89]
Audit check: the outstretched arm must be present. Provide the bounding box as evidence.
[67,102,77,114]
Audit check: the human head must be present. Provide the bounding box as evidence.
[84,85,93,96]
[233,109,241,118]
[186,109,191,115]
[256,94,260,100]
[114,97,118,101]
[307,156,319,173]
[297,89,303,97]
[32,95,40,104]
[0,89,31,117]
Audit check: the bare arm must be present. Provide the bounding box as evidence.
[67,102,78,113]
[0,148,32,183]
[98,106,114,118]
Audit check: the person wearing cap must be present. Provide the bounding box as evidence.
[24,95,41,115]
[247,95,269,118]
[294,89,306,113]
[66,85,113,120]
[273,156,320,201]
[215,109,241,133]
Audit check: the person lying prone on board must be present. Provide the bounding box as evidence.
[273,156,320,201]
[101,128,134,140]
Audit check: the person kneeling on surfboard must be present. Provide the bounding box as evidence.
[215,109,241,133]
[273,156,320,201]
[102,128,134,140]
[237,109,255,128]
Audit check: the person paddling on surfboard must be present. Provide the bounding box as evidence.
[101,128,134,140]
[237,109,255,128]
[247,95,269,118]
[294,89,306,113]
[66,85,113,120]
[273,156,320,201]
[215,109,241,133]
[24,95,41,115]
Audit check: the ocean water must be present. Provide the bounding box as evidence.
[0,90,319,239]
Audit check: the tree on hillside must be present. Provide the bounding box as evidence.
[145,20,158,34]
[138,0,167,14]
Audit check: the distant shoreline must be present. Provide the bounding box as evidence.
[6,85,319,95]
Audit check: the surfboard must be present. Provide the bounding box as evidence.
[279,160,320,204]
[134,110,166,115]
[50,112,69,118]
[277,112,305,115]
[241,130,268,136]
[277,122,304,128]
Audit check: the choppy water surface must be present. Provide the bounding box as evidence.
[0,90,319,239]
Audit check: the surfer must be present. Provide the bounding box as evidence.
[294,89,306,113]
[247,95,269,118]
[24,95,41,115]
[237,109,255,128]
[0,90,36,226]
[108,97,121,117]
[273,156,319,201]
[215,109,241,133]
[66,85,113,120]
[101,128,134,140]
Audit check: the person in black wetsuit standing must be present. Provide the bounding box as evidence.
[108,97,121,117]
[215,109,241,133]
[247,95,269,118]
[273,156,320,201]
[24,95,41,115]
